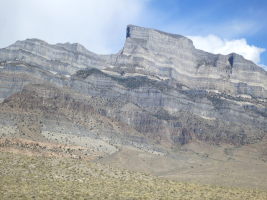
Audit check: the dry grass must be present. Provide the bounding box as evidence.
[0,152,267,200]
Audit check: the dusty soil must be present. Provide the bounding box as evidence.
[1,151,267,200]
[99,140,267,190]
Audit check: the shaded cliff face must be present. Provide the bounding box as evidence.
[0,25,266,149]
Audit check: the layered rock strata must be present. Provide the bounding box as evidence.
[0,25,266,149]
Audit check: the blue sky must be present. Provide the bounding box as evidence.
[0,0,266,68]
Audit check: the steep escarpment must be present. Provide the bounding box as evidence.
[0,25,266,149]
[111,25,267,98]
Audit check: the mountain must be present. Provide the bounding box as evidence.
[0,25,267,189]
[1,25,266,147]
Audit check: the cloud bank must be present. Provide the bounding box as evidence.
[188,35,265,64]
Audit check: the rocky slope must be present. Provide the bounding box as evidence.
[0,25,266,152]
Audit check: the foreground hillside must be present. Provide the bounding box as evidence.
[0,152,267,200]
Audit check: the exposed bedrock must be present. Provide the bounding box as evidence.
[0,25,266,147]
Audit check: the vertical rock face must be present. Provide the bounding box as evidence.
[0,25,266,149]
[114,25,267,98]
[124,25,194,54]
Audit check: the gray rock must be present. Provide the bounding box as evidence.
[0,25,266,148]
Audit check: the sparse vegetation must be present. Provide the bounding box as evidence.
[1,152,267,200]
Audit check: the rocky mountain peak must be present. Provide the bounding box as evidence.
[123,25,194,55]
[6,38,48,51]
[126,25,193,45]
[55,42,92,55]
[6,38,92,56]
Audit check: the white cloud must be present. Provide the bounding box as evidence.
[0,0,149,54]
[188,35,265,64]
[259,64,267,71]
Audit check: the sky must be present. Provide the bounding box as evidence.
[0,0,267,69]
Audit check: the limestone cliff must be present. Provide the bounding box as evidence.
[0,25,266,150]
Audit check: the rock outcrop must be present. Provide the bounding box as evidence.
[0,25,266,150]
